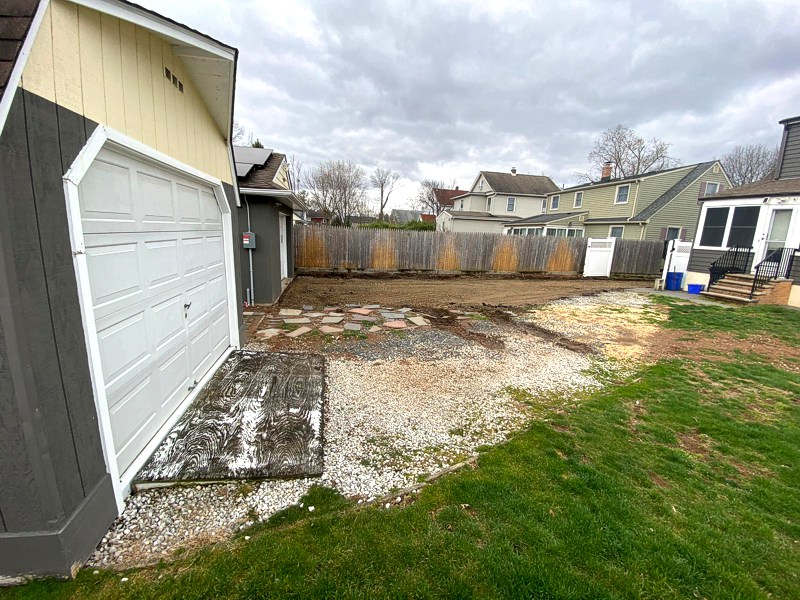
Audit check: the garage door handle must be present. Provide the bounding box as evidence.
[184,302,192,310]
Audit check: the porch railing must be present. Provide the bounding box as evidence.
[750,247,798,298]
[709,246,751,286]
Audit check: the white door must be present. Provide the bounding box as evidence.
[279,215,288,279]
[764,209,793,257]
[79,149,231,476]
[583,238,616,277]
[662,240,693,281]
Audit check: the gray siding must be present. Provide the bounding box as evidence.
[687,248,754,273]
[238,196,294,305]
[791,254,800,281]
[778,122,800,179]
[0,88,117,576]
[223,182,246,343]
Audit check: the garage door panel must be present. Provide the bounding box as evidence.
[79,147,231,477]
[97,311,150,388]
[80,158,135,226]
[85,240,142,309]
[139,172,176,225]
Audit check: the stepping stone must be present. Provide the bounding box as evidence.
[349,308,373,316]
[302,305,314,311]
[345,304,361,308]
[284,317,311,324]
[363,304,380,309]
[408,316,430,327]
[243,311,256,316]
[304,312,326,318]
[328,312,345,317]
[286,326,312,338]
[256,328,283,339]
[456,316,472,320]
[279,308,302,316]
[352,315,378,322]
[384,320,408,329]
[319,325,344,334]
[323,306,340,312]
[344,323,362,331]
[368,326,382,333]
[398,308,413,313]
[322,316,344,324]
[380,312,406,320]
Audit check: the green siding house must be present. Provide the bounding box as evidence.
[504,161,732,242]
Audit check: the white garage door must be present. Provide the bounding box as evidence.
[79,149,231,476]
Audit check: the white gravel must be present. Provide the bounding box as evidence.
[88,312,609,569]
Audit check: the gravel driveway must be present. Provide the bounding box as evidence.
[87,294,646,570]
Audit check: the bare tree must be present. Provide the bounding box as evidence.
[305,160,369,225]
[288,154,304,192]
[585,124,680,180]
[370,167,400,220]
[721,144,779,186]
[232,120,247,145]
[413,179,447,215]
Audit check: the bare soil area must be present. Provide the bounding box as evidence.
[280,275,642,310]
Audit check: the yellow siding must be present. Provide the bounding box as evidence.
[633,166,694,214]
[20,0,232,183]
[547,182,641,220]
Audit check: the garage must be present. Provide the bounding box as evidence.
[76,146,236,482]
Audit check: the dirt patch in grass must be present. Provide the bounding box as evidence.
[281,275,640,310]
[649,472,670,489]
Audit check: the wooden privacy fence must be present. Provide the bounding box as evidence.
[610,239,664,276]
[295,226,664,276]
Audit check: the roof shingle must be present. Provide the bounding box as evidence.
[480,171,559,196]
[0,0,39,99]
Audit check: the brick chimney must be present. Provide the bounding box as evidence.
[600,161,613,182]
[511,167,517,176]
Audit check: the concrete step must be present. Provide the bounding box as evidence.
[709,284,766,297]
[722,273,756,282]
[700,290,757,304]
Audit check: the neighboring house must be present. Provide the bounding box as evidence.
[307,210,329,225]
[420,213,435,223]
[684,116,800,307]
[512,161,732,240]
[349,215,378,227]
[0,0,241,577]
[437,168,559,233]
[432,187,463,212]
[235,146,307,305]
[391,208,422,224]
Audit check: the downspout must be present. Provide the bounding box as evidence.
[244,196,255,305]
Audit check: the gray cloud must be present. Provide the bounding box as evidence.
[139,0,800,207]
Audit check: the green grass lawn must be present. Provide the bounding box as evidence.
[9,304,800,599]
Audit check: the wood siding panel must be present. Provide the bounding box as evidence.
[688,248,754,273]
[547,182,640,220]
[632,167,693,214]
[778,124,800,179]
[20,0,233,183]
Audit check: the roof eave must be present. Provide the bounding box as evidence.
[239,188,308,211]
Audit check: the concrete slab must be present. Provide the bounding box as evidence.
[363,304,381,309]
[279,308,302,316]
[349,308,373,316]
[384,320,408,329]
[398,308,413,313]
[344,323,363,331]
[321,316,344,324]
[319,325,344,334]
[135,351,324,483]
[284,317,312,324]
[408,316,430,327]
[286,326,312,338]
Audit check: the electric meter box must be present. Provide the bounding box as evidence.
[242,231,256,249]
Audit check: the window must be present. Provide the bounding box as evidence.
[486,197,492,211]
[478,179,483,191]
[551,195,560,210]
[528,228,543,236]
[614,185,630,204]
[545,227,583,238]
[699,207,729,247]
[609,226,625,238]
[574,191,583,208]
[541,198,547,213]
[727,206,759,248]
[567,229,584,238]
[507,197,516,212]
[459,199,464,210]
[705,182,720,196]
[665,227,681,241]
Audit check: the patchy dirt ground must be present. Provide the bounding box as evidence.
[280,275,642,310]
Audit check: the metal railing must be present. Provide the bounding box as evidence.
[750,247,798,298]
[708,246,751,286]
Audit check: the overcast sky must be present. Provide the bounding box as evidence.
[141,0,800,210]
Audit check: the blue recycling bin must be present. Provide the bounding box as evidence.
[665,271,684,291]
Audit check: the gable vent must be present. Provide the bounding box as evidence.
[164,67,185,94]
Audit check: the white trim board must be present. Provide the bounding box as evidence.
[63,125,242,511]
[0,0,52,140]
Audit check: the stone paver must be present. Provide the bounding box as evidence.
[383,320,408,329]
[328,312,345,317]
[344,323,363,331]
[324,306,340,312]
[304,312,326,318]
[279,308,302,317]
[345,304,361,308]
[319,325,344,334]
[352,315,378,322]
[256,328,283,339]
[368,326,382,333]
[285,326,312,338]
[380,312,406,320]
[302,305,314,311]
[363,304,380,309]
[398,308,412,313]
[349,308,373,316]
[408,316,430,327]
[322,316,344,324]
[284,317,311,324]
